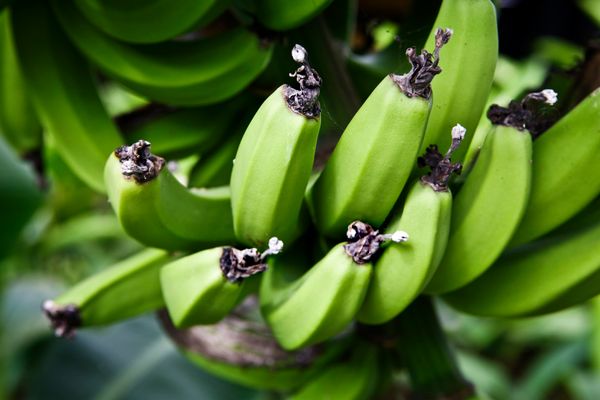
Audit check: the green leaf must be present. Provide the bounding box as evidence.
[25,316,263,400]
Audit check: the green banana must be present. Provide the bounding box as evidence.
[120,99,246,160]
[52,0,273,106]
[230,44,321,247]
[290,342,380,400]
[309,29,452,238]
[444,208,600,317]
[419,0,498,162]
[160,238,282,327]
[358,126,464,324]
[43,249,171,337]
[425,90,562,294]
[261,221,408,350]
[160,306,348,391]
[462,56,548,172]
[0,11,41,154]
[104,140,235,250]
[249,0,334,31]
[510,87,600,246]
[11,0,122,193]
[73,0,230,44]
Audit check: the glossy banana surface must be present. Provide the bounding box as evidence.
[231,45,321,247]
[420,0,498,162]
[52,0,273,106]
[43,249,171,337]
[310,29,452,238]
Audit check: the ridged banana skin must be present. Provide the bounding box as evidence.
[53,249,170,326]
[262,244,372,350]
[291,345,379,400]
[310,77,430,238]
[73,0,228,44]
[255,0,334,30]
[0,12,41,153]
[425,125,532,294]
[510,88,600,246]
[11,0,122,194]
[105,153,236,250]
[188,131,242,188]
[358,181,452,325]
[160,247,244,327]
[156,173,235,245]
[104,154,196,250]
[52,0,273,106]
[444,219,600,317]
[420,0,498,162]
[230,85,320,247]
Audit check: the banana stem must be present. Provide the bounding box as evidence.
[294,16,361,130]
[393,296,474,399]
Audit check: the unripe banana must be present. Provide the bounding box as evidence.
[261,222,408,350]
[160,238,283,328]
[358,126,465,324]
[510,87,600,246]
[419,0,498,162]
[230,44,321,247]
[291,342,380,400]
[43,249,171,337]
[0,12,41,153]
[444,209,600,317]
[426,91,560,294]
[160,305,349,391]
[52,0,273,106]
[104,140,235,250]
[11,0,122,193]
[310,29,452,238]
[251,0,334,31]
[73,0,230,44]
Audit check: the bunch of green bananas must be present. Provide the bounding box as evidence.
[3,0,597,396]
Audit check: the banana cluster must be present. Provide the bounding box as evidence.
[20,0,600,395]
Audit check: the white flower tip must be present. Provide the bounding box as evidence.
[391,231,409,243]
[292,44,307,64]
[451,124,466,141]
[541,89,558,105]
[346,226,357,240]
[42,300,55,312]
[268,237,284,254]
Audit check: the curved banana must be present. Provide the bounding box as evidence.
[444,209,600,317]
[104,140,235,250]
[510,87,600,246]
[73,0,230,44]
[160,307,348,391]
[161,238,282,327]
[358,126,464,324]
[11,0,122,193]
[261,221,407,350]
[0,12,41,153]
[291,342,380,400]
[251,0,334,31]
[230,44,321,247]
[43,249,171,337]
[419,0,498,162]
[309,29,452,238]
[425,90,561,294]
[52,0,273,106]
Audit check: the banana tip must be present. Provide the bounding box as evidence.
[42,300,81,338]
